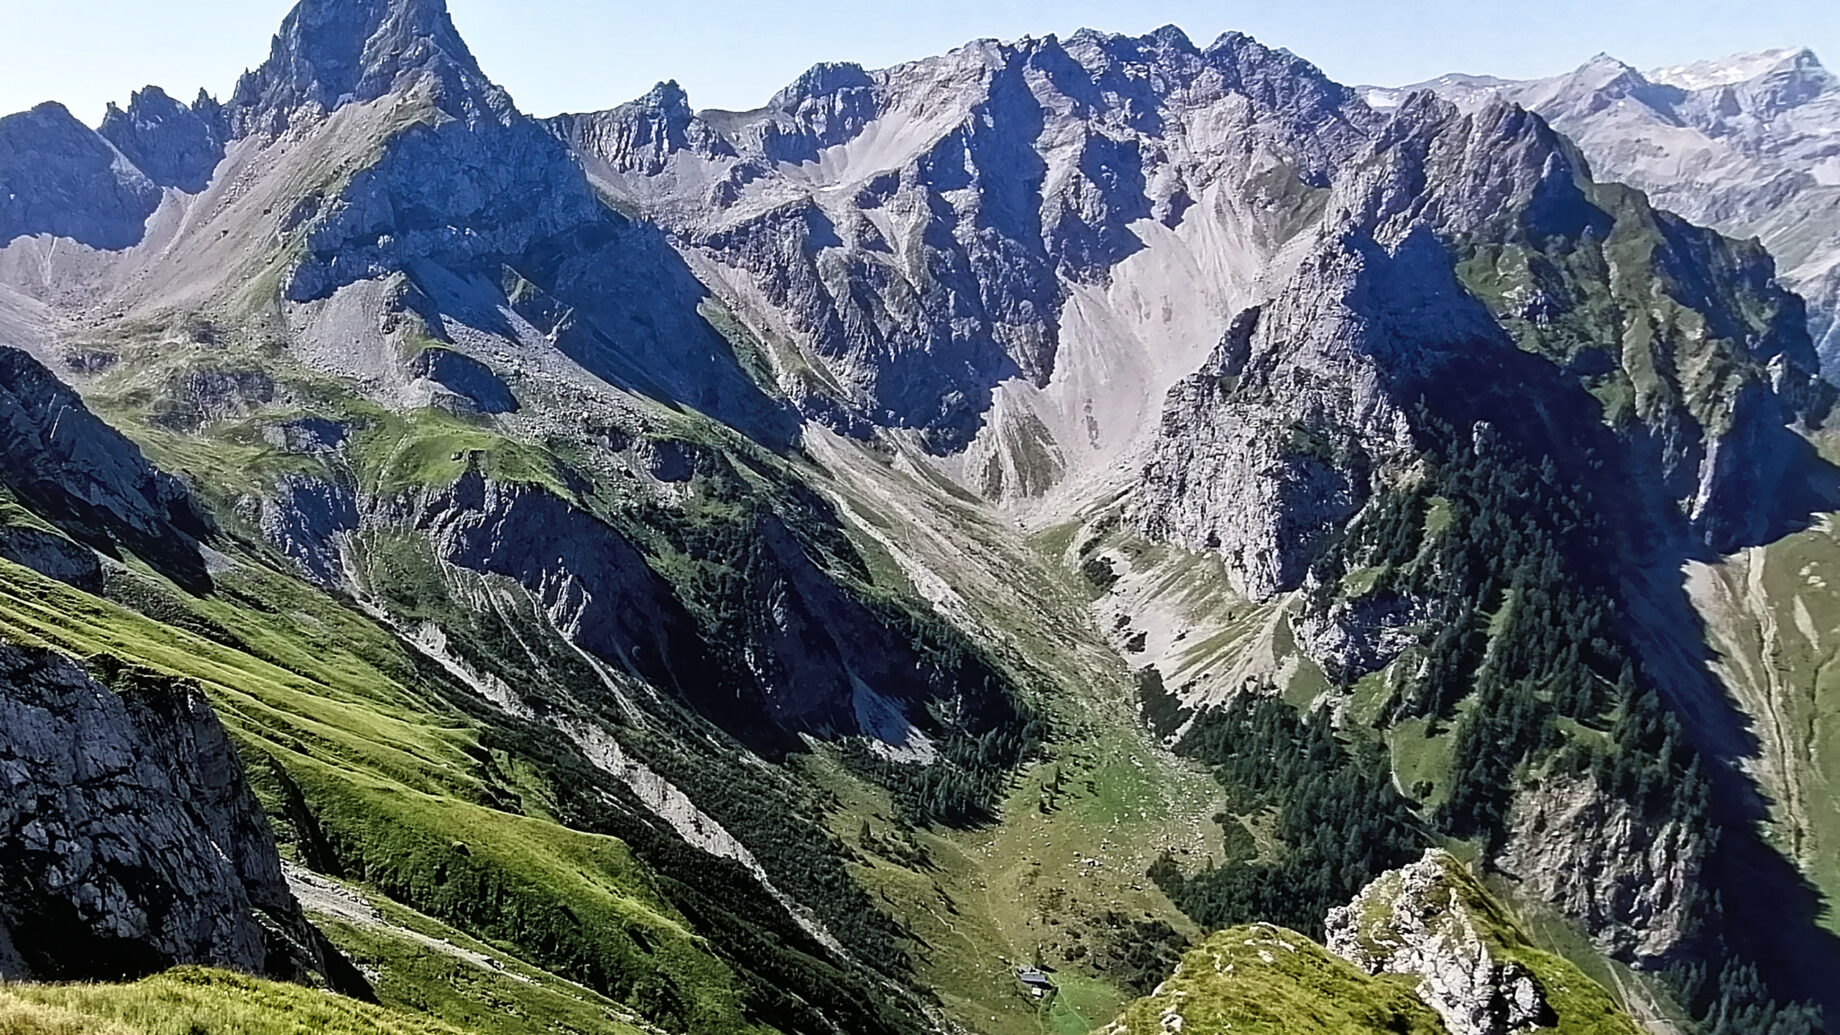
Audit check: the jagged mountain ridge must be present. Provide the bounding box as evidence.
[0,1,1834,1032]
[550,25,1385,476]
[1385,46,1840,376]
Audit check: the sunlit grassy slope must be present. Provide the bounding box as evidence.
[0,968,472,1035]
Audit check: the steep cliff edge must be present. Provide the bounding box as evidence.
[1498,769,1707,970]
[0,641,354,991]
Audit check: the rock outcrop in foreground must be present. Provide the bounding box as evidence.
[1326,849,1638,1035]
[0,642,351,990]
[1105,922,1447,1035]
[1107,855,1646,1035]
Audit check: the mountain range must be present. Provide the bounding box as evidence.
[1371,46,1840,376]
[1,3,1838,1034]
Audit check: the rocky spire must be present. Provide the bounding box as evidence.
[97,86,226,193]
[226,0,513,136]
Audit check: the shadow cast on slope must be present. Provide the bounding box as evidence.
[1343,224,1840,1015]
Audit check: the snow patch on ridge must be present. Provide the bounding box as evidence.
[1648,48,1814,91]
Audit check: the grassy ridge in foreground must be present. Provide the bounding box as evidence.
[0,968,471,1035]
[1107,924,1445,1035]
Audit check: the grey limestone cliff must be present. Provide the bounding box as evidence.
[0,103,162,250]
[1497,768,1707,969]
[0,642,349,987]
[1134,89,1827,615]
[0,346,211,588]
[97,86,226,194]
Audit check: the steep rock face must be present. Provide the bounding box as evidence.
[0,522,103,595]
[249,473,359,588]
[545,81,734,177]
[97,87,226,194]
[1131,226,1489,599]
[0,347,211,587]
[250,10,797,446]
[560,27,1382,450]
[0,643,345,987]
[407,346,517,413]
[395,469,702,700]
[1497,769,1707,969]
[1325,850,1553,1035]
[0,103,161,250]
[1135,91,1828,611]
[739,62,882,165]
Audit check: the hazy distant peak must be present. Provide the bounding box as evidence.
[1647,47,1825,91]
[768,62,874,112]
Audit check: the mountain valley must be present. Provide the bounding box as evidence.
[2,3,1839,1034]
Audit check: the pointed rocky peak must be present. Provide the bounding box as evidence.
[1579,51,1635,74]
[1558,52,1652,98]
[0,102,162,250]
[97,85,226,193]
[1143,23,1198,51]
[768,62,874,112]
[1201,30,1379,166]
[741,61,880,163]
[227,0,512,136]
[1358,91,1594,242]
[1782,46,1833,79]
[1060,23,1200,68]
[0,104,119,180]
[641,79,694,117]
[1204,30,1336,86]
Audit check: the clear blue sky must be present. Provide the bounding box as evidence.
[0,0,1835,124]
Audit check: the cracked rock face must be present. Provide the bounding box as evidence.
[0,643,341,985]
[97,86,226,194]
[1498,769,1707,969]
[1326,850,1553,1035]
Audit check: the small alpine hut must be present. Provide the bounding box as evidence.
[1016,965,1056,999]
